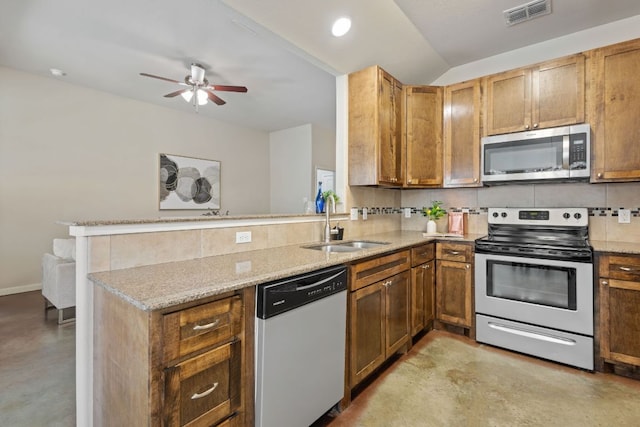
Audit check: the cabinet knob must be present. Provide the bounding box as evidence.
[466,264,470,269]
[533,123,539,129]
[473,178,478,183]
[525,124,530,130]
[383,280,393,287]
[601,280,608,285]
[597,173,602,179]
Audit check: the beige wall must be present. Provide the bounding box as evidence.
[0,66,271,294]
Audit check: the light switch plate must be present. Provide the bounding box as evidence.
[404,208,411,218]
[618,209,631,223]
[362,207,368,220]
[350,208,358,221]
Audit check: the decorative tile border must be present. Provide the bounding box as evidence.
[350,206,640,217]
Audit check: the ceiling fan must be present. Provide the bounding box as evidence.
[140,63,248,111]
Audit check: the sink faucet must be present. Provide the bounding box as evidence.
[324,194,335,243]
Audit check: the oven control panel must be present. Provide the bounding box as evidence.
[488,208,588,227]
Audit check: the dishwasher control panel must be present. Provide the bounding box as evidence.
[256,265,347,319]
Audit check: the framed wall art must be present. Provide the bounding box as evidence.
[159,153,221,210]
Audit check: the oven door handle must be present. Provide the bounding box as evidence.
[488,322,577,346]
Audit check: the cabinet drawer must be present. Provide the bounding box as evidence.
[164,296,242,363]
[350,250,411,291]
[600,255,640,282]
[411,243,435,267]
[164,341,241,427]
[436,242,473,263]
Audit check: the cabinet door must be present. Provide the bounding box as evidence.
[600,278,640,367]
[436,260,473,327]
[485,68,531,135]
[385,271,410,357]
[533,54,585,130]
[590,39,640,182]
[411,260,435,336]
[443,80,481,187]
[404,85,443,187]
[378,69,404,186]
[350,282,385,387]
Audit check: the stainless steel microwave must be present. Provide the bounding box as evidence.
[481,124,590,184]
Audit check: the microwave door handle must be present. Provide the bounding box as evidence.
[562,135,570,170]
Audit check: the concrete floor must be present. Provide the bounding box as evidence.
[2,291,640,426]
[0,291,75,426]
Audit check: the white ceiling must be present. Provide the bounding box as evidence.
[3,0,640,133]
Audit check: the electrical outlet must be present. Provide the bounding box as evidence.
[404,208,412,218]
[362,207,368,220]
[350,208,358,221]
[235,231,252,243]
[618,209,631,224]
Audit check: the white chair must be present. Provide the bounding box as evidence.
[42,238,76,324]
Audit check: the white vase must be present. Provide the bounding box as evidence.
[427,220,437,234]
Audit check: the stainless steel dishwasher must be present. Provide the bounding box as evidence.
[255,265,347,427]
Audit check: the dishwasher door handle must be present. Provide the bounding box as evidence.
[295,270,345,291]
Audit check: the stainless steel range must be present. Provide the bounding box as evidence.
[474,208,594,370]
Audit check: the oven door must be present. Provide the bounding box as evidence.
[475,253,593,336]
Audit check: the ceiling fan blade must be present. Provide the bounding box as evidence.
[164,89,189,98]
[205,90,226,105]
[140,72,182,84]
[210,85,248,93]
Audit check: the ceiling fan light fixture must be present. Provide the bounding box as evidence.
[196,89,208,106]
[191,63,206,84]
[332,17,351,37]
[181,90,194,102]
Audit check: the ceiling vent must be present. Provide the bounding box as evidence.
[504,0,551,26]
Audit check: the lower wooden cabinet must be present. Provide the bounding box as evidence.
[599,254,640,369]
[93,286,254,427]
[410,243,435,336]
[348,251,411,389]
[435,242,474,334]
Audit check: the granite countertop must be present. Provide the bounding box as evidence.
[590,240,640,255]
[89,231,483,312]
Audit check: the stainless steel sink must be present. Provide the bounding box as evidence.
[303,240,390,253]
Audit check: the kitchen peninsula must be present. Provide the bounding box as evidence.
[69,213,482,426]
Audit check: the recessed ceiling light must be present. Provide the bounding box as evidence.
[332,17,351,37]
[49,68,66,77]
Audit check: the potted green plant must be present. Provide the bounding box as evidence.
[422,201,445,233]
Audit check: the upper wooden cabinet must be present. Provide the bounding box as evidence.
[484,54,585,135]
[403,85,443,187]
[349,65,403,186]
[443,79,482,187]
[589,38,640,182]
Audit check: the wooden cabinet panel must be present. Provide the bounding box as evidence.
[436,241,473,263]
[411,243,435,267]
[350,250,411,291]
[436,260,473,328]
[164,342,240,427]
[350,282,385,386]
[599,254,640,368]
[385,270,410,356]
[443,79,481,187]
[485,54,584,135]
[485,68,531,135]
[590,38,640,182]
[404,85,443,187]
[349,65,403,186]
[411,260,434,336]
[534,55,585,129]
[163,296,242,364]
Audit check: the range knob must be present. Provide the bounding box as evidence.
[563,212,571,219]
[492,212,499,218]
[501,212,507,218]
[574,213,582,219]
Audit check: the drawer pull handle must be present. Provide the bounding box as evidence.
[619,266,633,272]
[449,251,460,255]
[191,382,219,400]
[193,319,220,331]
[383,280,392,287]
